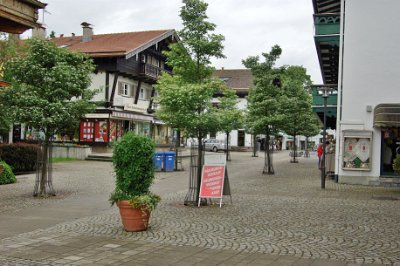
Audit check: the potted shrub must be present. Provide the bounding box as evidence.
[393,155,400,175]
[109,132,160,232]
[0,161,16,185]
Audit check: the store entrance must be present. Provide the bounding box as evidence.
[381,128,400,176]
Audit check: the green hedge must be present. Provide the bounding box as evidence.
[0,161,16,185]
[0,143,39,172]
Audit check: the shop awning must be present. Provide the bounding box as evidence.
[374,104,400,127]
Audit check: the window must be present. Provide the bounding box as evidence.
[118,82,132,97]
[139,88,145,99]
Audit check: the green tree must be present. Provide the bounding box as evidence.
[0,33,23,138]
[217,87,243,161]
[157,0,229,204]
[280,66,314,163]
[2,38,96,197]
[299,114,321,157]
[243,45,284,174]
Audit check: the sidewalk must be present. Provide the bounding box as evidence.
[0,151,399,265]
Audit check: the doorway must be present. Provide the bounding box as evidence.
[238,130,245,147]
[381,128,400,176]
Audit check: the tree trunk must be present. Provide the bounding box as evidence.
[291,133,298,163]
[175,129,181,170]
[226,131,230,162]
[263,127,274,175]
[34,133,56,197]
[304,137,309,157]
[39,136,49,195]
[196,134,203,203]
[252,134,258,157]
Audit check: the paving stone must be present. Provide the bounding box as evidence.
[0,152,399,265]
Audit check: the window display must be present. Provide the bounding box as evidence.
[342,131,372,171]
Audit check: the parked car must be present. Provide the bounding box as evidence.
[203,139,226,152]
[289,150,303,157]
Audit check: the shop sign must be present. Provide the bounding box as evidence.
[124,104,147,113]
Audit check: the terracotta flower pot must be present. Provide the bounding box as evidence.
[117,200,150,232]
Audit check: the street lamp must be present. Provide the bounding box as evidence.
[321,88,329,189]
[315,85,335,189]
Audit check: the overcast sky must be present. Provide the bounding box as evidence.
[34,0,322,83]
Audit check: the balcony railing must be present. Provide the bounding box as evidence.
[140,64,172,80]
[314,13,340,36]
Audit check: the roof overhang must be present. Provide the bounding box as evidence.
[125,30,178,60]
[0,0,46,34]
[312,0,340,14]
[374,104,400,127]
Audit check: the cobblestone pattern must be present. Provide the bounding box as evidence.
[1,152,399,265]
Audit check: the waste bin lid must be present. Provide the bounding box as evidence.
[164,151,175,155]
[155,151,164,155]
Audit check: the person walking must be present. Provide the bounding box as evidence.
[317,143,323,169]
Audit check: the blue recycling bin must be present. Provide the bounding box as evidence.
[164,151,175,172]
[153,151,164,171]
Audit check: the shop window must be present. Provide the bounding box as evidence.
[342,130,372,171]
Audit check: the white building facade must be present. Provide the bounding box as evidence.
[334,0,400,185]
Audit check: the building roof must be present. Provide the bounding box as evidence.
[51,29,176,59]
[213,69,253,90]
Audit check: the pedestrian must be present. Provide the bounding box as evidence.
[317,143,323,169]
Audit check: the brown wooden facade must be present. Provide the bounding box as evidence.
[0,0,46,34]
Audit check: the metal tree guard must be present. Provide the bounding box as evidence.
[184,140,204,205]
[34,141,55,196]
[263,135,274,174]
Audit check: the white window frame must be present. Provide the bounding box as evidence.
[139,88,145,100]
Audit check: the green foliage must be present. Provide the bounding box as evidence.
[156,75,222,138]
[0,143,39,172]
[217,87,243,133]
[2,38,96,138]
[243,45,284,134]
[299,115,321,138]
[165,0,225,83]
[0,33,23,135]
[157,0,230,140]
[280,66,314,137]
[128,193,161,212]
[110,132,160,210]
[393,155,400,175]
[0,161,16,185]
[51,157,77,163]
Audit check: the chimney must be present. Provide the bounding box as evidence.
[81,22,93,42]
[32,24,46,39]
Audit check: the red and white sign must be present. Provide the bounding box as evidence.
[199,165,225,199]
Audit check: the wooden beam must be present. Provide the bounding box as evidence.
[109,73,119,106]
[134,80,141,104]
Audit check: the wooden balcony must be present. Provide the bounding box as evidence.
[0,0,46,34]
[140,63,171,81]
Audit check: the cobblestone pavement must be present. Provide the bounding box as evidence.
[0,151,399,265]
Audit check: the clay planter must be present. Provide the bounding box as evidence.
[117,200,150,232]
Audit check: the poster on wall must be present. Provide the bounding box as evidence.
[94,120,109,142]
[80,121,94,141]
[342,134,372,171]
[109,121,123,141]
